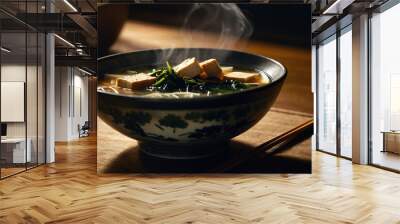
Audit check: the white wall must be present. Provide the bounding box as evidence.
[55,66,70,141]
[54,66,89,141]
[1,65,26,144]
[72,73,89,138]
[1,63,47,164]
[1,65,29,138]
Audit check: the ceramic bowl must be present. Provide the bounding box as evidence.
[98,48,287,159]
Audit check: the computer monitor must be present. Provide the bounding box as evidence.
[1,123,7,137]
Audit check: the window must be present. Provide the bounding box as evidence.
[339,27,352,158]
[370,2,400,171]
[317,35,337,154]
[316,25,353,158]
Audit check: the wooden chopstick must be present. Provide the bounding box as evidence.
[212,119,314,172]
[256,119,313,157]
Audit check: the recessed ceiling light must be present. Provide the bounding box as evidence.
[54,34,75,48]
[78,67,92,76]
[63,0,78,12]
[1,47,11,53]
[322,0,354,15]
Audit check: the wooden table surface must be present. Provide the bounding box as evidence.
[97,108,312,173]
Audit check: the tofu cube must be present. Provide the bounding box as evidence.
[116,73,156,90]
[199,71,208,79]
[224,72,261,83]
[116,78,129,88]
[174,58,202,78]
[221,66,233,74]
[104,74,124,85]
[200,59,223,80]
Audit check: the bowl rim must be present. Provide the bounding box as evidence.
[97,48,287,104]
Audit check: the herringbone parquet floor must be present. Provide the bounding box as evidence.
[1,135,400,224]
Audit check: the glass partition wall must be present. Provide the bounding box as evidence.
[0,30,28,177]
[0,2,46,179]
[317,35,337,155]
[339,27,352,159]
[315,0,400,171]
[370,2,400,171]
[316,26,352,159]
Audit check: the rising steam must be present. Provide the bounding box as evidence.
[158,3,253,62]
[183,3,253,49]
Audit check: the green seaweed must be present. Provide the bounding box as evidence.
[147,62,250,94]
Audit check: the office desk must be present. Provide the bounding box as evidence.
[1,138,31,163]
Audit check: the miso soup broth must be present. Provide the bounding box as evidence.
[98,58,271,98]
